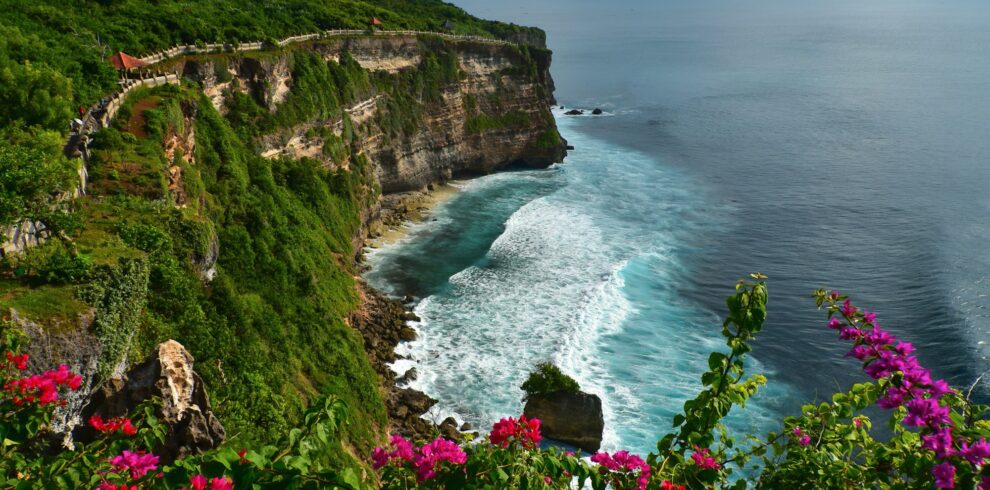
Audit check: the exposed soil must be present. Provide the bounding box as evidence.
[124,97,161,138]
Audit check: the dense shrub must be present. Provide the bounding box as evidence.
[521,361,581,400]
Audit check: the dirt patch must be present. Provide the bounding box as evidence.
[124,97,161,138]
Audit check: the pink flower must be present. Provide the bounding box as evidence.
[189,474,208,490]
[208,477,233,490]
[109,450,159,479]
[690,446,720,470]
[372,434,416,469]
[591,450,651,490]
[412,437,466,482]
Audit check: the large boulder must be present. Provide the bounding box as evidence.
[523,390,604,452]
[79,340,224,462]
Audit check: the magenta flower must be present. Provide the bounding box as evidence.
[932,461,956,489]
[109,450,159,479]
[690,446,721,470]
[930,379,953,399]
[591,450,650,490]
[412,437,466,482]
[921,427,955,459]
[371,434,415,469]
[959,438,990,466]
[903,398,950,428]
[840,299,857,317]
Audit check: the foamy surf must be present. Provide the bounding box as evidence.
[368,113,794,456]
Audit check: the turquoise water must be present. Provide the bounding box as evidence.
[365,0,990,456]
[365,113,788,453]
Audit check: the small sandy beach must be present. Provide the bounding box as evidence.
[366,183,460,249]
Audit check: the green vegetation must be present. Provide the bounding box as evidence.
[0,0,543,125]
[0,0,558,483]
[0,144,79,234]
[521,361,581,400]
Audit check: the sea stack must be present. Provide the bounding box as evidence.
[523,390,604,452]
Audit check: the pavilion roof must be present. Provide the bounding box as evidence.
[108,51,146,70]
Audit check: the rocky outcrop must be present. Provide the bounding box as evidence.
[350,284,441,441]
[79,340,224,462]
[523,390,604,452]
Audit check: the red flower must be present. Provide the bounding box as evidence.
[488,415,542,449]
[5,352,29,370]
[89,415,137,437]
[185,473,233,490]
[661,481,686,490]
[121,419,137,436]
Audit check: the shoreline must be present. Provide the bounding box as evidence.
[354,182,467,442]
[365,183,461,251]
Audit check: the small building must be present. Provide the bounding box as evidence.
[370,17,383,28]
[443,20,455,32]
[108,51,147,73]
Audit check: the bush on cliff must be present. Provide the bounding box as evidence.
[521,361,581,400]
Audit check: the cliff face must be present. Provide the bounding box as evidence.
[180,35,565,196]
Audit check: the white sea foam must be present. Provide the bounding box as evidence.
[370,114,791,455]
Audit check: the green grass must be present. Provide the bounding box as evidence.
[0,279,89,331]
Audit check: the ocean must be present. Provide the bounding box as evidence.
[364,0,990,455]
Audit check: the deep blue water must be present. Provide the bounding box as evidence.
[364,0,990,455]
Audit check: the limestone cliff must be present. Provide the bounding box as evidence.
[176,35,564,229]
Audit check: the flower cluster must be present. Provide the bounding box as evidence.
[415,437,467,482]
[185,474,233,490]
[590,450,651,490]
[5,351,29,370]
[792,426,811,446]
[89,414,138,437]
[3,364,82,405]
[826,292,983,489]
[108,450,160,480]
[489,415,542,449]
[372,434,416,469]
[372,435,466,482]
[690,445,721,470]
[660,482,686,490]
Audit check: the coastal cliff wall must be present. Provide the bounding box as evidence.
[176,34,564,201]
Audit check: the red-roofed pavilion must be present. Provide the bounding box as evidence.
[108,51,147,71]
[370,17,382,27]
